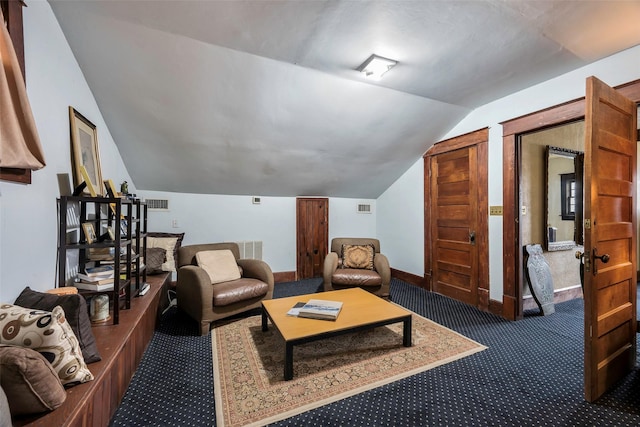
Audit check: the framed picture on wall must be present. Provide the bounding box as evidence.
[69,107,103,196]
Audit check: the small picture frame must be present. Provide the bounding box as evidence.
[79,165,97,197]
[104,179,120,199]
[82,222,97,244]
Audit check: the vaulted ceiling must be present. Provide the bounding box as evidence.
[48,0,640,198]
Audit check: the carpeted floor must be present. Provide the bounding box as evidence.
[109,278,640,426]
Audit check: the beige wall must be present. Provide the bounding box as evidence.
[521,121,584,294]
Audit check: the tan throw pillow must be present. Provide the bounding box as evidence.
[0,345,67,415]
[341,244,375,270]
[196,250,241,284]
[147,237,179,272]
[0,304,94,386]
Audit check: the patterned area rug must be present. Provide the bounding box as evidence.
[212,311,487,427]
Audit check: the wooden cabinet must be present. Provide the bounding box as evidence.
[57,196,147,324]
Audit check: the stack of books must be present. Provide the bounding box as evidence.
[288,299,343,320]
[76,265,115,291]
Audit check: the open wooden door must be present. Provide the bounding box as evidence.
[584,76,637,402]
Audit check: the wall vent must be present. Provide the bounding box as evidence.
[236,241,263,260]
[357,203,372,214]
[146,199,169,210]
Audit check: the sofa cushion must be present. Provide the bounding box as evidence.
[196,249,241,285]
[148,232,185,272]
[145,247,167,275]
[0,345,66,415]
[0,304,94,386]
[212,278,269,306]
[331,268,382,287]
[14,287,101,363]
[341,244,375,270]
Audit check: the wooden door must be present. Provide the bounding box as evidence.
[296,198,328,279]
[583,76,637,402]
[429,146,479,306]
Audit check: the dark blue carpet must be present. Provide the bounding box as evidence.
[109,279,640,426]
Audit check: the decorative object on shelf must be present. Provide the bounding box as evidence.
[90,294,110,323]
[120,180,128,195]
[81,222,97,244]
[69,107,102,196]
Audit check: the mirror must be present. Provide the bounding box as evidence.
[545,146,584,251]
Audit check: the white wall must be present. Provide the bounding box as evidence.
[0,2,133,303]
[377,160,424,275]
[139,191,376,273]
[378,45,640,302]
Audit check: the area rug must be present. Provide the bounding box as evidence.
[212,311,487,427]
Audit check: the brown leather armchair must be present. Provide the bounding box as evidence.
[323,238,390,299]
[177,243,274,335]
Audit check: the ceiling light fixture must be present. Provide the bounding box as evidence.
[357,54,398,80]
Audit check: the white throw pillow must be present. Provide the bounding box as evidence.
[196,250,241,284]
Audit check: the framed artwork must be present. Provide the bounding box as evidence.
[82,222,97,244]
[69,107,102,196]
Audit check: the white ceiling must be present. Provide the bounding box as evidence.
[48,0,640,198]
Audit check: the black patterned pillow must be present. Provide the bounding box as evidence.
[0,304,94,386]
[146,247,167,275]
[341,244,375,270]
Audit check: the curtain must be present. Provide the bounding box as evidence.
[0,8,45,170]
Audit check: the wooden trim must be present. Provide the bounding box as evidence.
[501,78,640,322]
[274,271,296,283]
[14,273,170,427]
[425,127,489,156]
[423,156,432,290]
[488,299,504,316]
[391,268,427,289]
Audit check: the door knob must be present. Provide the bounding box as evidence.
[592,248,610,275]
[469,231,476,245]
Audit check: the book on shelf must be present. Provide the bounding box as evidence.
[85,265,114,276]
[74,280,114,292]
[80,277,114,286]
[297,299,343,320]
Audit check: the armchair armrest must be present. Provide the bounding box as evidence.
[323,252,339,292]
[237,259,275,289]
[176,265,214,322]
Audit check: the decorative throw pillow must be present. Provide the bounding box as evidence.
[145,247,167,275]
[0,304,94,386]
[148,232,185,272]
[196,250,241,284]
[0,345,66,415]
[14,287,101,363]
[341,244,375,270]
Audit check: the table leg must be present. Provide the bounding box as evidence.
[403,315,412,347]
[261,307,268,332]
[284,342,294,381]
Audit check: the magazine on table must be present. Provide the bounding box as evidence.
[297,299,343,320]
[286,302,306,317]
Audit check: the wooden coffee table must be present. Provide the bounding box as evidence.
[261,287,412,380]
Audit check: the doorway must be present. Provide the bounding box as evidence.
[501,78,640,321]
[296,198,328,280]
